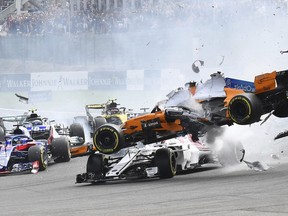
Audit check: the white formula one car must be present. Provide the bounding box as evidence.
[76,134,243,183]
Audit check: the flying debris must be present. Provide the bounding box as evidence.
[15,93,29,104]
[280,50,288,54]
[219,55,225,65]
[271,154,280,160]
[242,160,269,171]
[192,60,204,73]
[274,130,288,140]
[260,110,274,125]
[240,149,269,171]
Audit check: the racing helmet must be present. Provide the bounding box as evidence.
[32,119,42,126]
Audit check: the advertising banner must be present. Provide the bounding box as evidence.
[31,72,88,91]
[126,70,144,90]
[143,70,161,90]
[88,71,126,90]
[0,74,30,92]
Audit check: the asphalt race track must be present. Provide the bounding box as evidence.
[1,156,288,216]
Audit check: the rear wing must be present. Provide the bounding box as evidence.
[85,104,105,110]
[225,70,288,95]
[85,104,105,122]
[254,70,288,94]
[0,115,27,124]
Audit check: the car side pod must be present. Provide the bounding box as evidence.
[93,124,125,154]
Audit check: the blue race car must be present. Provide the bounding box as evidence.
[0,126,48,174]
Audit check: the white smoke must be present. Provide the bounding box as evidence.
[1,1,288,167]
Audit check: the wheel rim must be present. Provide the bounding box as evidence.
[97,130,117,149]
[170,151,177,174]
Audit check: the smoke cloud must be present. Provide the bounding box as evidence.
[1,1,288,162]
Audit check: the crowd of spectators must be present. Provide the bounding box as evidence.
[0,0,287,36]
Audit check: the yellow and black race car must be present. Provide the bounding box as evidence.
[73,99,136,155]
[92,70,288,154]
[85,99,129,136]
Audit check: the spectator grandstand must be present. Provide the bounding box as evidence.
[0,0,287,36]
[0,0,14,11]
[0,0,287,74]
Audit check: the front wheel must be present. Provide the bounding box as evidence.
[87,154,104,173]
[93,124,125,154]
[155,148,177,179]
[28,145,48,171]
[86,154,106,182]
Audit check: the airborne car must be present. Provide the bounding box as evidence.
[92,70,288,155]
[91,72,246,155]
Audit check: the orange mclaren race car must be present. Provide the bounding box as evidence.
[227,70,288,124]
[92,70,288,154]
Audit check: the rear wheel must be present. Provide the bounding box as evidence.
[273,100,288,117]
[93,124,125,154]
[28,145,48,171]
[93,117,107,130]
[51,137,71,163]
[69,123,85,145]
[228,93,263,125]
[155,148,177,178]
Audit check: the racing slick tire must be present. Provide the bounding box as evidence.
[155,148,177,179]
[51,137,71,163]
[228,93,263,125]
[76,154,105,183]
[93,117,107,130]
[0,126,5,141]
[87,154,104,173]
[217,141,244,167]
[93,124,125,154]
[273,100,288,117]
[28,145,48,171]
[69,123,85,145]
